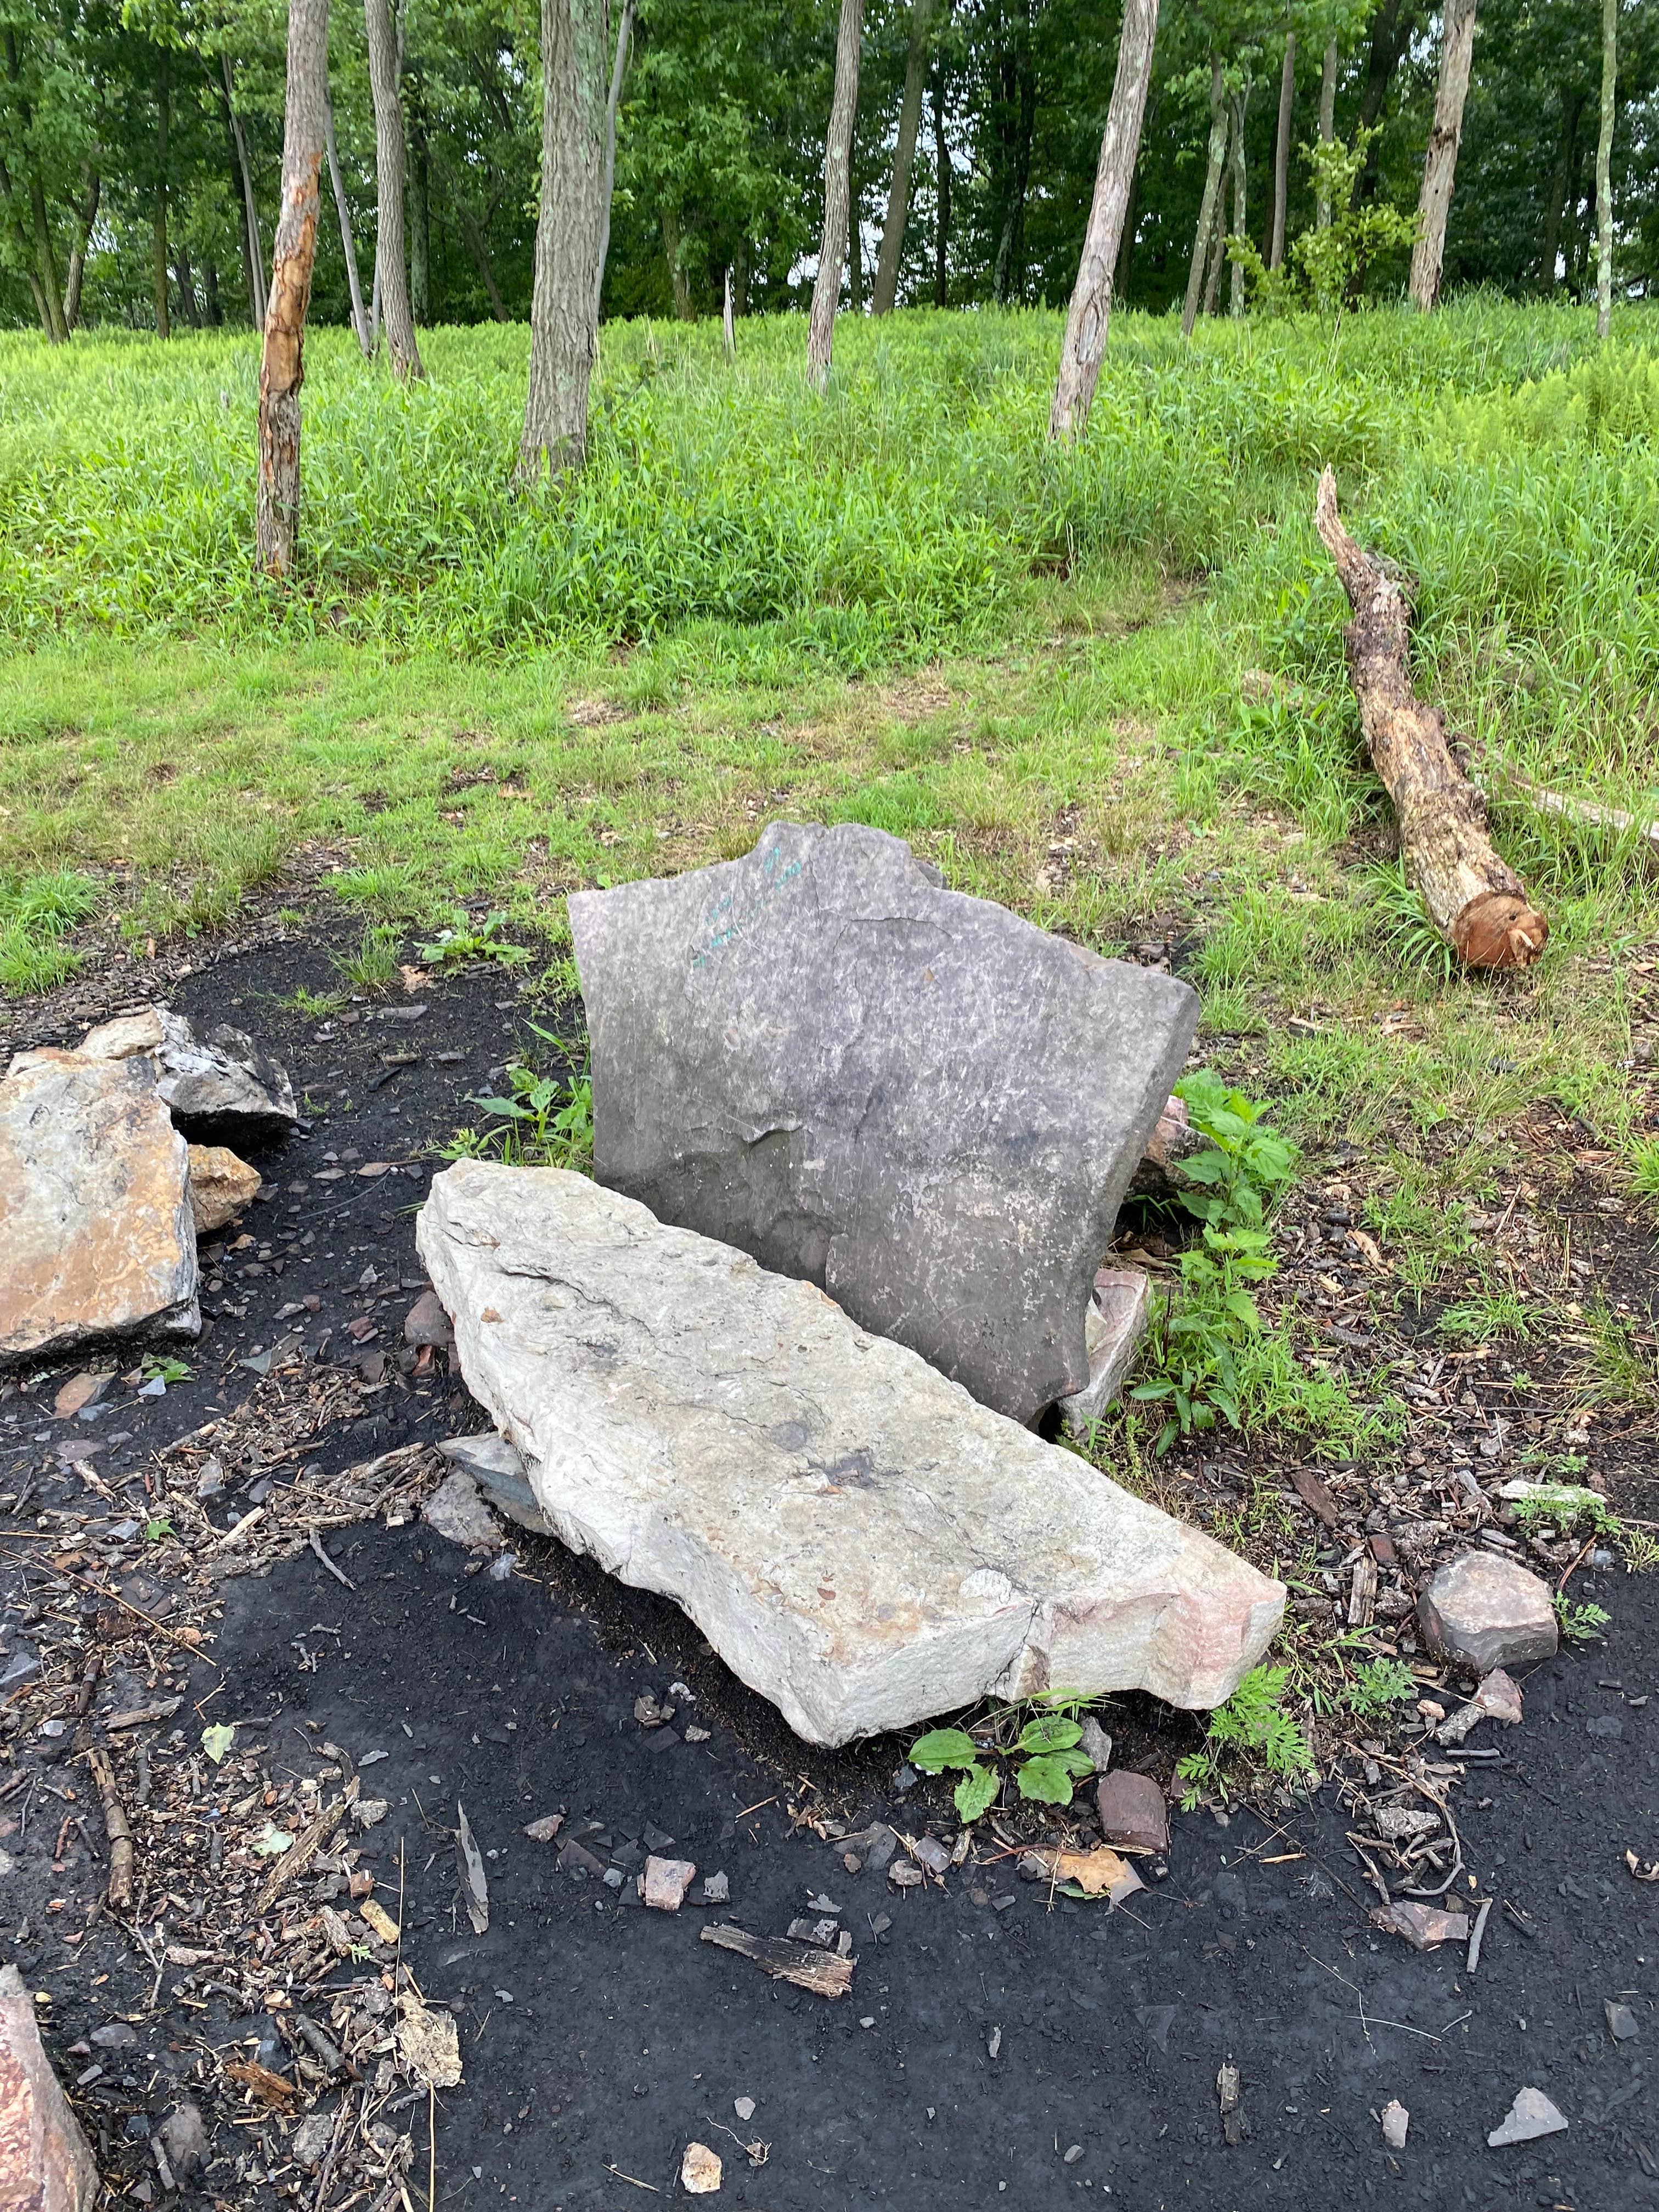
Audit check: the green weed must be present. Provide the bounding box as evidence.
[911,1695,1106,1824]
[332,924,402,996]
[1553,1594,1611,1643]
[442,1026,594,1171]
[415,909,529,970]
[1175,1665,1316,1809]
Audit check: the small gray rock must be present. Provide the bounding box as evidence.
[1605,2001,1639,2042]
[422,1466,501,1551]
[1487,2086,1567,2147]
[1418,1552,1558,1673]
[157,2100,211,2179]
[77,1004,297,1142]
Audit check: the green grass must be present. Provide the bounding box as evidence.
[2,296,1657,1464]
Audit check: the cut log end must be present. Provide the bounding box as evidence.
[1454,891,1549,971]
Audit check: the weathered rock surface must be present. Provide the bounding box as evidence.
[416,1162,1283,1745]
[569,823,1198,1424]
[0,1052,199,1368]
[422,1466,504,1551]
[435,1434,556,1535]
[186,1143,262,1233]
[1125,1093,1211,1200]
[0,1960,100,2211]
[1059,1268,1154,1432]
[1094,1769,1170,1854]
[1418,1551,1558,1673]
[1435,1666,1523,1745]
[74,1003,298,1141]
[1487,2086,1567,2147]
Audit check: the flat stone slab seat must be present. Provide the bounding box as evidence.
[569,823,1198,1426]
[0,1051,199,1367]
[416,1161,1283,1746]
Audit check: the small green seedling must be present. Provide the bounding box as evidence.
[140,1356,193,1385]
[1554,1594,1611,1643]
[416,908,528,969]
[911,1702,1101,1822]
[143,1516,174,1543]
[1176,1664,1315,1809]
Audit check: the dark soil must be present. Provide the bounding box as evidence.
[2,926,1657,2209]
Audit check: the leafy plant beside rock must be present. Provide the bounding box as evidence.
[910,1699,1106,1823]
[1174,1664,1316,1809]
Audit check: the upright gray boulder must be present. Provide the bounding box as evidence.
[569,825,1197,1424]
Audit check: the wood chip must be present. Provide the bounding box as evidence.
[699,1922,854,1997]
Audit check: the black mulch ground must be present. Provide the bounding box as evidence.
[2,924,1657,2210]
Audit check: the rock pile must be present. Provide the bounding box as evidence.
[1,1005,294,1367]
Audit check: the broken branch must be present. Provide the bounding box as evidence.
[87,1748,133,1912]
[699,1922,854,1997]
[1313,467,1547,969]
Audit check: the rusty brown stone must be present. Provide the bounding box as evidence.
[1095,1769,1170,1855]
[0,1052,198,1368]
[187,1144,263,1234]
[0,1963,100,2210]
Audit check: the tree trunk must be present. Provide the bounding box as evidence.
[1408,0,1477,311]
[1316,37,1337,227]
[1313,468,1545,970]
[1114,150,1138,300]
[204,256,221,323]
[723,263,735,356]
[64,171,99,330]
[0,154,52,334]
[1540,91,1582,291]
[518,0,608,481]
[733,233,749,312]
[807,0,862,387]
[1048,0,1157,440]
[871,0,932,314]
[1182,60,1227,336]
[174,242,201,326]
[1201,139,1228,314]
[1595,0,1615,337]
[256,0,328,578]
[1355,0,1416,202]
[661,205,691,318]
[991,14,1035,305]
[363,0,420,374]
[592,0,635,322]
[3,29,68,341]
[154,53,171,338]
[223,53,268,330]
[325,91,371,354]
[408,99,430,323]
[1227,83,1248,314]
[932,53,950,304]
[452,187,510,319]
[1269,31,1293,269]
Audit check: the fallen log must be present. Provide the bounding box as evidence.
[1313,467,1547,970]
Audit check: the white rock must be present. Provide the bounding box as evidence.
[422,1466,504,1551]
[1380,2100,1409,2149]
[1487,2086,1567,2147]
[436,1434,556,1535]
[415,1163,1284,1746]
[0,1052,198,1367]
[680,2142,722,2194]
[1059,1268,1155,1431]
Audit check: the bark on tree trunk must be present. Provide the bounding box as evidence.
[807,0,863,387]
[407,92,430,323]
[991,22,1035,304]
[1314,467,1545,970]
[518,0,608,481]
[1048,0,1157,440]
[932,54,950,305]
[723,263,735,356]
[0,153,52,334]
[1540,91,1582,291]
[592,0,635,323]
[363,0,421,374]
[1269,31,1293,268]
[325,91,371,353]
[872,0,932,314]
[174,242,201,326]
[1316,36,1336,227]
[1409,0,1477,312]
[223,53,268,330]
[452,188,510,319]
[1595,0,1615,338]
[1201,149,1228,314]
[154,53,171,339]
[64,171,99,330]
[1227,82,1249,314]
[1356,0,1417,202]
[256,0,328,578]
[661,205,691,318]
[204,256,221,323]
[1114,151,1138,299]
[1182,60,1227,336]
[26,167,67,340]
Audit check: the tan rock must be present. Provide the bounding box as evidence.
[0,1962,100,2211]
[680,2142,722,2194]
[641,1855,697,1911]
[187,1144,262,1233]
[0,1053,199,1368]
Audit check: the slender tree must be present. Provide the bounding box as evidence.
[592,0,636,321]
[325,91,371,354]
[1540,89,1584,290]
[519,0,610,479]
[222,53,267,328]
[1596,0,1616,336]
[1,24,69,340]
[63,171,99,330]
[1227,80,1248,314]
[932,48,950,303]
[806,0,862,386]
[872,0,932,313]
[1269,28,1293,267]
[1409,0,1477,310]
[153,49,170,338]
[256,0,329,577]
[1049,0,1158,439]
[1316,33,1336,226]
[1182,59,1227,335]
[363,0,421,375]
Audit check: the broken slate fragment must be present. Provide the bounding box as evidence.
[1604,2001,1638,2042]
[1380,2101,1409,2151]
[422,1466,501,1551]
[569,822,1198,1424]
[435,1434,556,1536]
[1487,2086,1567,2147]
[404,1289,455,1347]
[1095,1770,1169,1855]
[0,1052,199,1367]
[416,1163,1284,1745]
[74,1003,298,1142]
[1418,1552,1558,1672]
[1435,1667,1524,1745]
